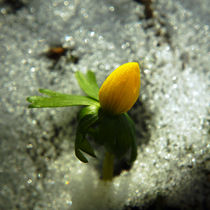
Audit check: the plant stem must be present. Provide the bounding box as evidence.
[102,151,114,181]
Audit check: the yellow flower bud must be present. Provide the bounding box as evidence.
[99,62,140,115]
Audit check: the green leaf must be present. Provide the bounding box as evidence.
[78,105,100,122]
[75,148,88,163]
[97,113,137,160]
[39,89,69,97]
[86,71,99,91]
[130,137,137,163]
[75,71,99,100]
[75,132,96,163]
[124,113,137,162]
[74,105,99,162]
[27,89,99,108]
[75,133,96,161]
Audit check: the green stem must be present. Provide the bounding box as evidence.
[102,151,114,181]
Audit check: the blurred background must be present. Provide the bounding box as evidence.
[0,0,209,209]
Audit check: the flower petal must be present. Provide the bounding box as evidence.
[99,62,140,115]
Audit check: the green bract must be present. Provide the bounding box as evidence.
[27,69,138,180]
[75,70,99,100]
[27,89,98,108]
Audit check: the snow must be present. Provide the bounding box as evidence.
[0,0,209,209]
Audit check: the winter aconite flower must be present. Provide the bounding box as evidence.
[27,62,141,181]
[99,62,140,115]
